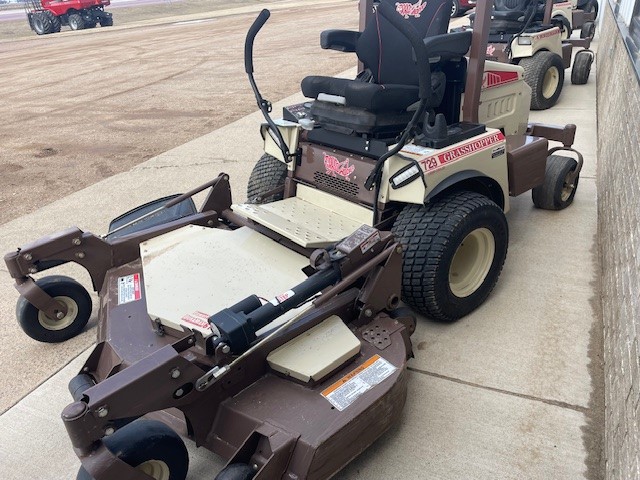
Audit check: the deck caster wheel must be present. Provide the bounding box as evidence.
[580,21,596,39]
[77,420,189,480]
[215,463,255,480]
[532,155,579,210]
[16,275,91,343]
[392,191,508,322]
[246,153,288,204]
[520,51,565,110]
[571,50,593,85]
[68,13,85,30]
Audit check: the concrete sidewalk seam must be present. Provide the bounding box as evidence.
[408,366,590,414]
[134,160,228,171]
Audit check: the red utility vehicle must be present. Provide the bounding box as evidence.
[24,0,113,35]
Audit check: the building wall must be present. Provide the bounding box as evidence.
[597,4,640,478]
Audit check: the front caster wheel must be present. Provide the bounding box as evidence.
[392,191,509,322]
[16,275,91,343]
[532,155,580,210]
[77,420,189,480]
[215,463,256,480]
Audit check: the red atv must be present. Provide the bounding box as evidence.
[24,0,113,35]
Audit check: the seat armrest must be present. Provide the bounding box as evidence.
[422,31,473,60]
[320,29,361,52]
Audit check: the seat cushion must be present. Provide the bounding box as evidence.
[301,76,419,112]
[301,73,446,113]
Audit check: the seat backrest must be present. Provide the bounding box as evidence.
[356,0,452,86]
[493,0,531,13]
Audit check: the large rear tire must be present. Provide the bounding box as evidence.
[32,12,53,35]
[68,13,85,31]
[76,420,189,480]
[392,191,508,322]
[553,15,571,40]
[44,11,61,32]
[520,51,565,110]
[532,155,579,210]
[246,153,288,204]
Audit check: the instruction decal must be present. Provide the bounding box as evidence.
[321,354,397,411]
[117,273,142,305]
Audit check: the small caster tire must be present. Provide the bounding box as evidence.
[215,463,256,480]
[16,275,91,343]
[580,20,596,39]
[77,419,189,480]
[532,155,580,210]
[571,50,593,85]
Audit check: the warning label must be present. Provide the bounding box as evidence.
[181,311,211,331]
[321,355,397,411]
[117,273,142,305]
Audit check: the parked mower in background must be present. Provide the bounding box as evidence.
[465,0,595,109]
[24,0,113,35]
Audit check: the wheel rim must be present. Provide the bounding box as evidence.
[137,460,170,480]
[449,228,496,298]
[37,296,78,330]
[542,66,560,99]
[561,171,576,202]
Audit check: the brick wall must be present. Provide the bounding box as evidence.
[597,5,640,478]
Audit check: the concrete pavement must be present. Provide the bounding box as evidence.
[0,28,602,480]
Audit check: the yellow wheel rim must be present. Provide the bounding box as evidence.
[449,228,496,298]
[542,66,560,99]
[137,460,170,480]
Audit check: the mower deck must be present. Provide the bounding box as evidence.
[141,225,309,336]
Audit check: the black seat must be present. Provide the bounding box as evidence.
[300,0,452,135]
[488,0,546,34]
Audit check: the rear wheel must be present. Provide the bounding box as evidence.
[32,12,53,35]
[553,15,571,40]
[391,191,508,322]
[584,0,598,19]
[77,420,189,480]
[44,11,61,32]
[68,13,85,30]
[571,50,593,85]
[580,21,596,39]
[246,153,288,204]
[520,51,565,110]
[532,155,579,210]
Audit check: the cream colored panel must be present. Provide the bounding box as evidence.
[141,225,308,336]
[262,120,301,170]
[233,185,372,248]
[267,315,361,383]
